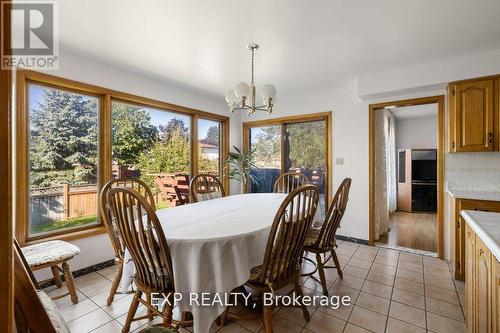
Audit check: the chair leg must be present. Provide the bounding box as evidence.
[122,291,141,333]
[294,282,310,322]
[146,292,153,321]
[262,305,273,333]
[331,249,343,279]
[316,253,329,296]
[162,294,173,327]
[107,261,123,306]
[51,265,63,288]
[62,261,78,304]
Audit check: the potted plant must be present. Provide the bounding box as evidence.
[225,146,259,193]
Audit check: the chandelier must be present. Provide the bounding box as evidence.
[225,43,276,115]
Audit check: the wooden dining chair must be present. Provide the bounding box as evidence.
[99,177,156,306]
[189,173,225,202]
[302,178,352,296]
[273,172,309,194]
[14,239,70,333]
[244,185,319,333]
[107,186,176,333]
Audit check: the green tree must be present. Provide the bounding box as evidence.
[158,118,189,142]
[204,125,220,146]
[30,88,98,187]
[252,126,281,168]
[112,103,158,167]
[287,122,325,169]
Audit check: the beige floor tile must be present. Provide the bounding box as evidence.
[95,265,118,280]
[305,310,346,333]
[355,292,390,315]
[274,305,311,326]
[348,305,387,333]
[89,288,130,307]
[385,317,425,333]
[397,261,423,273]
[89,320,123,333]
[343,323,372,333]
[424,274,455,291]
[366,270,394,287]
[343,264,369,279]
[426,312,466,333]
[454,280,465,294]
[425,285,460,305]
[68,308,114,333]
[391,288,425,310]
[388,301,426,328]
[76,272,113,298]
[60,298,99,322]
[101,293,134,318]
[216,322,252,333]
[396,268,423,283]
[234,318,262,333]
[426,297,465,322]
[399,253,422,264]
[424,265,452,279]
[333,273,364,290]
[423,257,450,270]
[301,276,333,294]
[361,280,393,299]
[259,316,302,333]
[394,277,424,295]
[374,255,399,267]
[369,262,397,276]
[116,305,154,332]
[335,254,352,265]
[324,285,359,320]
[347,258,373,270]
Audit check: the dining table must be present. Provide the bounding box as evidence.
[120,192,323,333]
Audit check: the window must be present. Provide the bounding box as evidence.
[27,83,100,237]
[17,71,229,244]
[111,100,191,209]
[244,113,331,215]
[198,118,222,175]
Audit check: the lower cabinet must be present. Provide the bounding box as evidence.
[465,224,500,333]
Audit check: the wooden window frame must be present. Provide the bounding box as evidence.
[16,70,230,245]
[242,112,332,212]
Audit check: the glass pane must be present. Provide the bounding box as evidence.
[249,125,281,193]
[285,120,327,214]
[28,84,99,236]
[198,118,221,175]
[111,101,191,209]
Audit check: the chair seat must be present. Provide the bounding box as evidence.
[138,326,178,333]
[22,240,80,267]
[37,290,71,333]
[304,228,321,247]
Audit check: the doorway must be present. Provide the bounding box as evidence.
[369,96,445,258]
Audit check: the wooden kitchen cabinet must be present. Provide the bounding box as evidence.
[452,198,500,281]
[466,226,499,333]
[448,76,499,152]
[466,225,475,333]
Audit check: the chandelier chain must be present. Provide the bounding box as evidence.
[251,48,255,85]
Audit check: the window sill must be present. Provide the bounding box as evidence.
[22,225,108,246]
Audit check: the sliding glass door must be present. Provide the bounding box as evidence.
[244,113,331,215]
[284,120,327,213]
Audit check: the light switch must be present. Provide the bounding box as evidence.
[336,157,344,165]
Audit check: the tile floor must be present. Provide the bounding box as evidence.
[45,240,466,333]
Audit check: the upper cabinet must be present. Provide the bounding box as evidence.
[448,76,499,152]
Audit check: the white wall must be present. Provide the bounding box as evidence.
[396,116,438,150]
[17,50,242,280]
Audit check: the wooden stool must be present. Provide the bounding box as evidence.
[21,240,81,304]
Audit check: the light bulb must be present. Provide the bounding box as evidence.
[261,84,276,99]
[234,82,251,98]
[225,89,237,104]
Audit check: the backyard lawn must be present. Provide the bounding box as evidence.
[31,201,170,234]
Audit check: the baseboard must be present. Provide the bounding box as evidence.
[336,235,369,245]
[38,258,116,289]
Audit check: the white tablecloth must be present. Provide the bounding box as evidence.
[121,193,322,333]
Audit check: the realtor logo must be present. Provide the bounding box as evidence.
[2,1,59,69]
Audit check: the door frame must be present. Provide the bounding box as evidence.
[242,111,332,209]
[369,96,445,258]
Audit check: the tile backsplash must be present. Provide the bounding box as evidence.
[446,152,500,191]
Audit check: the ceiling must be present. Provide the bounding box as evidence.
[391,104,438,120]
[21,0,500,98]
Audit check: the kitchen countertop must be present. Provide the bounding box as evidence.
[447,188,500,202]
[461,210,500,262]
